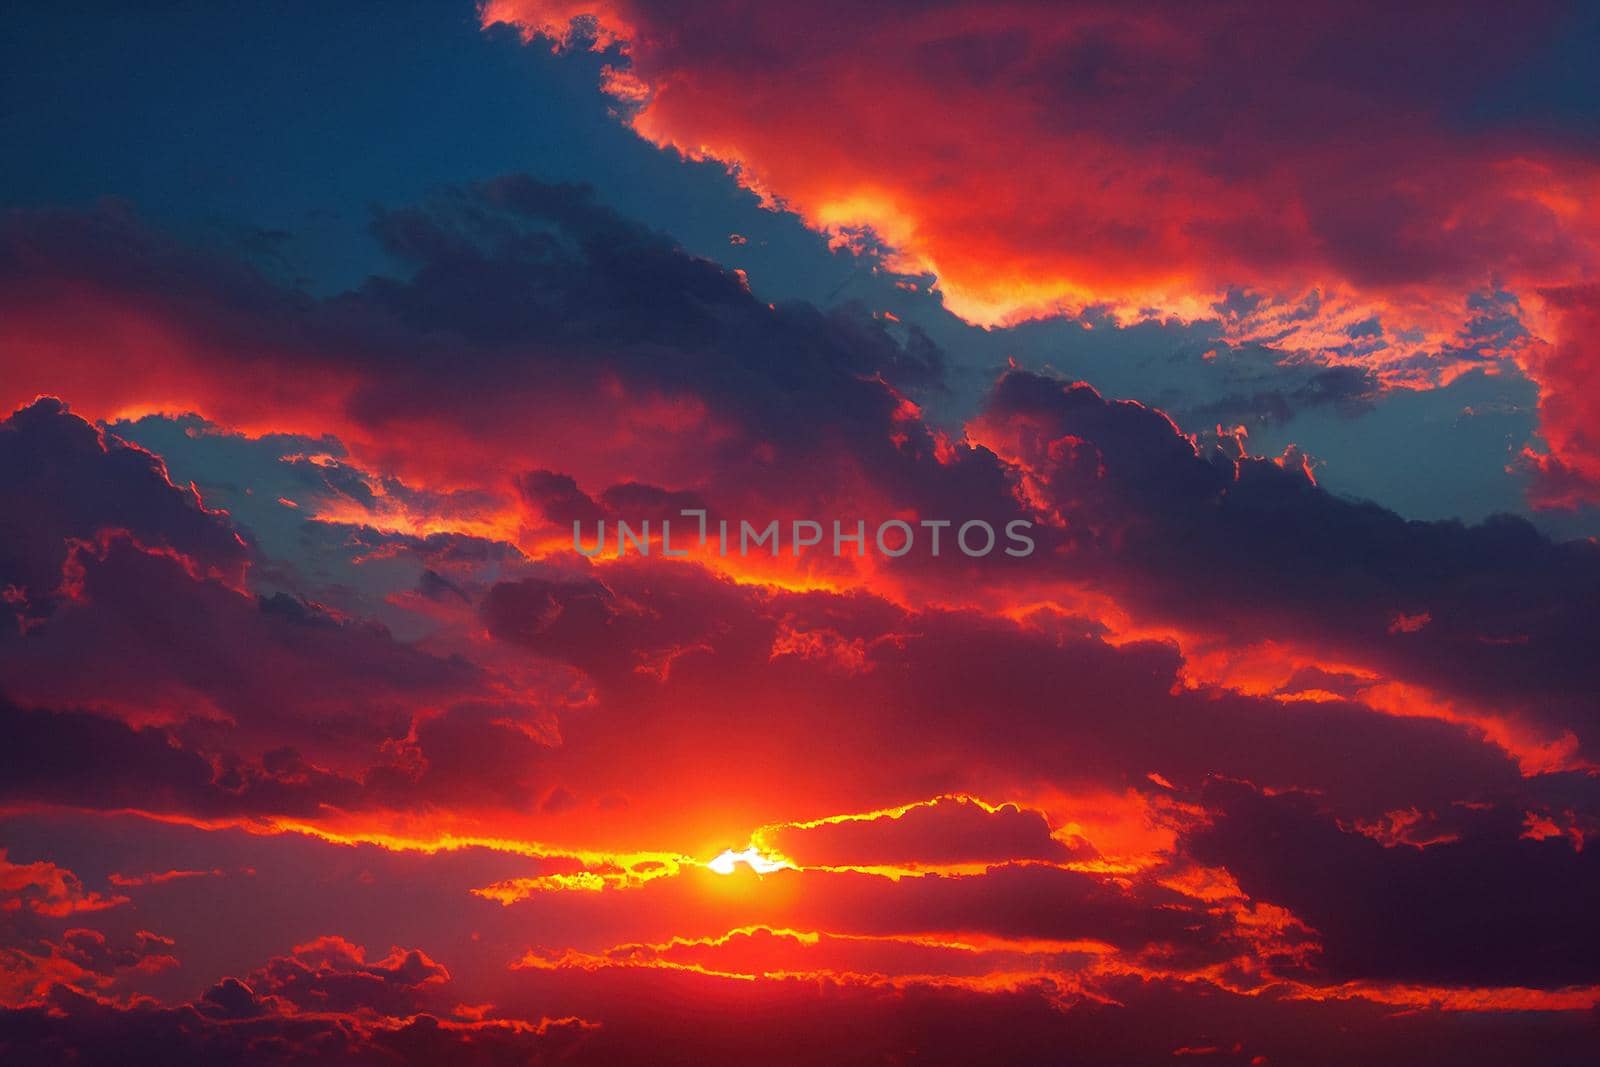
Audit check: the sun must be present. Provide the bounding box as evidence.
[706,846,792,876]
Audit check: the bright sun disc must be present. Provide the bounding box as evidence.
[707,846,791,875]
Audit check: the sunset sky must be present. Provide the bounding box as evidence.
[3,3,1599,1064]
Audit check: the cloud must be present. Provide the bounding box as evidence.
[0,696,361,819]
[473,556,1529,843]
[0,851,126,919]
[1186,365,1382,427]
[484,1,1600,502]
[972,370,1600,760]
[1520,285,1600,508]
[0,398,248,631]
[9,192,1592,773]
[482,1,1586,314]
[0,534,500,750]
[9,960,1592,1067]
[0,943,594,1066]
[0,927,176,1007]
[0,398,576,823]
[228,935,450,1018]
[1,176,1596,1059]
[1186,779,1600,988]
[0,184,947,501]
[757,796,1090,870]
[495,958,1598,1067]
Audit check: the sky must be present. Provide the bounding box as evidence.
[1,2,1598,1064]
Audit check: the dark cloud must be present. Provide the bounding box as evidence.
[761,796,1090,869]
[0,396,578,823]
[1186,780,1600,988]
[0,683,571,823]
[232,936,449,1018]
[8,962,1594,1067]
[515,470,606,527]
[0,534,502,758]
[974,370,1600,753]
[0,399,248,631]
[1,147,1597,1067]
[0,949,593,1067]
[479,558,1522,822]
[0,184,951,502]
[492,962,1599,1067]
[1188,365,1382,426]
[0,696,361,820]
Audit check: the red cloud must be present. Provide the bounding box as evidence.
[485,1,1600,502]
[486,1,1600,319]
[1520,285,1600,507]
[0,852,126,919]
